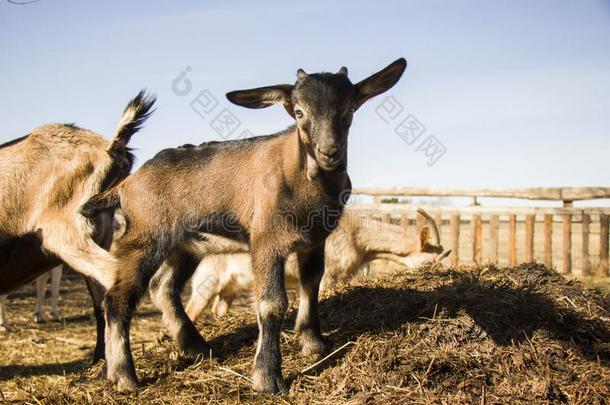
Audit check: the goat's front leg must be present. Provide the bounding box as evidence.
[34,265,62,323]
[295,245,328,357]
[49,264,62,321]
[34,272,49,323]
[149,253,213,357]
[251,248,288,393]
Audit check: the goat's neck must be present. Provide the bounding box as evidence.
[357,222,419,256]
[281,127,351,196]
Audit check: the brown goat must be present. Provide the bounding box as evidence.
[0,91,155,360]
[82,58,407,393]
[185,209,449,319]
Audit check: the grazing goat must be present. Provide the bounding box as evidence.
[185,209,449,319]
[0,91,155,360]
[0,264,62,331]
[82,58,406,393]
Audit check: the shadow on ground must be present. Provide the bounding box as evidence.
[212,265,610,371]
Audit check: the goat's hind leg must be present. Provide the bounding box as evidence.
[295,246,328,357]
[104,246,160,392]
[85,276,107,364]
[149,252,213,358]
[184,258,221,321]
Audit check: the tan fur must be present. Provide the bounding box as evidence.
[0,91,154,293]
[0,125,118,288]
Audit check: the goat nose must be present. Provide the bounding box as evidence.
[317,145,341,160]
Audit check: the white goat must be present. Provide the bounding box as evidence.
[185,209,449,319]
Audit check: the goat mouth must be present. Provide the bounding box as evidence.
[314,147,343,171]
[315,152,341,171]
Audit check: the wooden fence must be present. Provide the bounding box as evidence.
[348,187,610,277]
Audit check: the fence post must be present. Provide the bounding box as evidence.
[382,213,391,224]
[400,212,409,235]
[598,214,609,277]
[434,211,442,240]
[473,214,482,263]
[450,214,460,266]
[581,213,591,276]
[525,214,535,262]
[490,215,500,264]
[544,214,553,269]
[509,214,517,266]
[562,213,572,274]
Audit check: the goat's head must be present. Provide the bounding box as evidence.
[226,58,407,171]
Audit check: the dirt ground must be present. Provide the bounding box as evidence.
[1,263,609,404]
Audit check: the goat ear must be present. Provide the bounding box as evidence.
[354,57,407,109]
[226,85,294,116]
[419,226,431,249]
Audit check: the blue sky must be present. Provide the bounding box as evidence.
[1,0,609,195]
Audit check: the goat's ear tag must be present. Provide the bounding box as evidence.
[297,68,308,80]
[337,66,348,76]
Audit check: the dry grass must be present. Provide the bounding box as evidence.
[1,263,609,404]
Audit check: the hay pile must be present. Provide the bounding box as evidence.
[1,263,609,404]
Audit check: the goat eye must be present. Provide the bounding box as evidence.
[294,109,303,119]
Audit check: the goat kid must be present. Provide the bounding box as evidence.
[185,209,449,319]
[0,91,155,360]
[82,58,407,393]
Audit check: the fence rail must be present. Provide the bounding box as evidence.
[347,187,610,278]
[352,186,610,206]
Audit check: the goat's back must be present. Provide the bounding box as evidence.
[0,124,111,237]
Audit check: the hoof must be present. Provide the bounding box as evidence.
[50,311,61,322]
[107,368,139,392]
[115,377,140,393]
[299,333,329,358]
[177,330,215,359]
[34,312,45,323]
[91,351,105,365]
[181,339,216,359]
[252,367,288,394]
